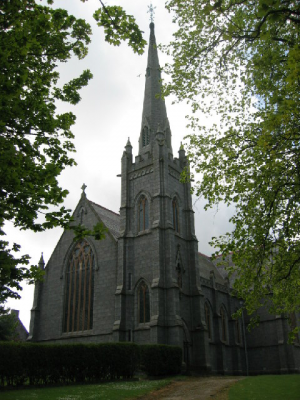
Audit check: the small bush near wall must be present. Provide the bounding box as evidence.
[140,344,182,376]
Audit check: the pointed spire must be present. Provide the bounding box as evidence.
[38,253,45,270]
[125,137,132,155]
[139,23,172,156]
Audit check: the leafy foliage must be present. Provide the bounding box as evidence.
[0,0,92,304]
[164,1,300,321]
[0,312,17,341]
[93,1,147,55]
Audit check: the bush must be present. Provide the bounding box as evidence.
[0,341,181,386]
[0,341,140,387]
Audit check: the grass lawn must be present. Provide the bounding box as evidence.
[229,375,300,400]
[0,378,175,400]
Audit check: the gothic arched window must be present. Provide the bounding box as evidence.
[172,199,179,233]
[142,126,149,147]
[138,282,150,323]
[220,306,227,342]
[63,240,95,333]
[205,302,212,340]
[139,196,149,231]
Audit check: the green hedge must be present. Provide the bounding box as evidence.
[0,341,182,386]
[0,342,139,386]
[140,344,182,376]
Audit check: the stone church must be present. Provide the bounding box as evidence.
[29,23,300,375]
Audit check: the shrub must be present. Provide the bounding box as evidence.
[0,341,140,387]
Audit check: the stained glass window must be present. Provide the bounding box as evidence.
[63,241,95,333]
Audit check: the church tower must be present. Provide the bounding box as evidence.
[114,23,209,369]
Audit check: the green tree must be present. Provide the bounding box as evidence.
[0,0,146,308]
[0,0,93,305]
[0,311,17,341]
[163,0,300,324]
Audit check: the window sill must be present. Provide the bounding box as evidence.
[137,229,151,236]
[61,330,93,337]
[135,324,151,331]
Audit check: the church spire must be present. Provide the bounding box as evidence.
[139,23,172,156]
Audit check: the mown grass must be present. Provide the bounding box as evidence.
[229,375,300,400]
[0,378,174,400]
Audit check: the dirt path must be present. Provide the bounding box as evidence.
[139,376,245,400]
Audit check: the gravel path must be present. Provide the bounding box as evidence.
[139,376,245,400]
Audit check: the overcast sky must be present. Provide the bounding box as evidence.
[6,0,234,330]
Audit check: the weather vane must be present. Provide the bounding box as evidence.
[147,3,156,23]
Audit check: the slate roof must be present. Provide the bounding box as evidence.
[89,200,120,240]
[198,252,227,285]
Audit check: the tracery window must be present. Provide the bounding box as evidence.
[205,302,212,340]
[139,196,149,231]
[138,282,150,323]
[172,199,180,233]
[142,126,149,146]
[220,307,227,342]
[63,240,95,333]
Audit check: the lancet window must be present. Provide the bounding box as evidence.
[235,318,241,344]
[220,306,227,342]
[172,198,179,233]
[63,240,95,333]
[142,126,149,147]
[138,281,150,323]
[205,302,212,340]
[139,196,149,231]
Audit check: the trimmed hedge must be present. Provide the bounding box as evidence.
[0,342,139,386]
[140,344,182,376]
[0,341,182,387]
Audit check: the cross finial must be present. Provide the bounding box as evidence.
[147,3,156,23]
[81,183,87,193]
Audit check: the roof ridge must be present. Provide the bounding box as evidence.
[88,199,120,217]
[198,251,211,259]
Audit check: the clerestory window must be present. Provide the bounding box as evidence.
[63,240,95,333]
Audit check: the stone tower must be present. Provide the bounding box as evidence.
[113,23,209,369]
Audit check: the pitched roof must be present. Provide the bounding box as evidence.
[89,200,120,240]
[198,252,227,285]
